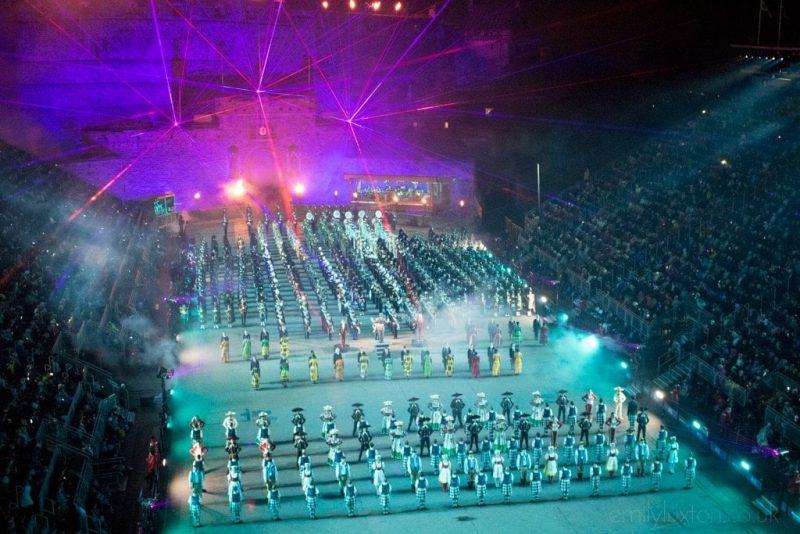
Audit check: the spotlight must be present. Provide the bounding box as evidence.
[620,361,629,370]
[394,1,402,11]
[421,197,427,205]
[349,0,356,9]
[692,420,702,430]
[558,313,569,323]
[701,109,706,114]
[193,192,201,200]
[654,389,665,401]
[353,192,358,199]
[459,199,465,208]
[173,121,179,127]
[392,194,399,202]
[322,0,329,8]
[740,460,751,471]
[162,458,168,467]
[720,159,728,166]
[371,1,381,11]
[581,335,599,351]
[334,190,339,197]
[539,296,548,303]
[293,183,306,196]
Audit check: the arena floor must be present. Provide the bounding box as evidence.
[161,307,785,533]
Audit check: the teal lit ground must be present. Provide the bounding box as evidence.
[162,309,784,534]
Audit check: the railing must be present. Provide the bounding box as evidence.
[688,354,750,406]
[764,406,800,450]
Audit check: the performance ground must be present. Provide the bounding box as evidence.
[161,311,784,534]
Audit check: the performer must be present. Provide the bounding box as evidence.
[594,430,607,463]
[305,482,320,519]
[624,427,636,462]
[469,347,480,378]
[507,435,520,468]
[439,455,452,492]
[408,449,422,488]
[491,349,501,377]
[556,390,569,422]
[343,480,357,517]
[465,449,479,488]
[500,394,514,422]
[667,435,680,473]
[189,460,204,498]
[492,451,505,488]
[308,351,319,384]
[606,442,619,478]
[517,447,532,484]
[336,457,351,495]
[563,432,576,465]
[655,425,668,461]
[578,415,592,446]
[358,349,369,379]
[621,461,633,495]
[407,398,420,430]
[333,347,345,381]
[380,401,394,436]
[511,405,523,437]
[635,438,650,477]
[595,398,608,427]
[415,471,429,509]
[513,345,523,375]
[480,437,493,471]
[627,396,639,429]
[223,411,238,440]
[228,472,243,523]
[254,412,270,445]
[476,392,489,422]
[684,452,697,489]
[456,437,468,473]
[567,401,578,433]
[530,464,543,501]
[501,468,514,503]
[422,349,433,378]
[383,349,393,380]
[188,491,201,527]
[320,405,337,439]
[431,439,442,475]
[417,417,432,456]
[544,446,559,483]
[297,449,311,475]
[445,350,456,377]
[476,470,489,505]
[559,466,572,499]
[451,394,465,429]
[493,415,508,453]
[326,430,342,466]
[449,472,462,507]
[613,386,627,420]
[351,405,364,437]
[606,413,622,443]
[530,391,544,428]
[279,356,289,387]
[402,441,413,475]
[548,415,563,447]
[220,333,230,363]
[519,414,531,450]
[429,394,443,431]
[532,433,544,467]
[539,322,549,345]
[390,421,406,460]
[651,459,663,491]
[372,453,387,491]
[582,389,597,419]
[366,442,378,473]
[300,464,313,494]
[636,408,650,440]
[575,442,588,480]
[260,328,269,359]
[590,463,602,497]
[402,347,413,378]
[242,330,252,360]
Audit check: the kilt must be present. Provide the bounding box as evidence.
[416,488,427,505]
[530,480,542,498]
[685,468,695,486]
[621,475,631,492]
[476,485,487,501]
[230,501,242,522]
[306,497,318,517]
[567,415,577,427]
[532,448,543,466]
[379,494,390,509]
[449,486,461,501]
[268,500,279,518]
[559,479,570,494]
[190,504,200,527]
[502,483,513,498]
[651,472,662,490]
[591,476,600,494]
[595,411,605,426]
[345,496,356,514]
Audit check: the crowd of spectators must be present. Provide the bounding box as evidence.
[0,142,158,532]
[520,72,800,449]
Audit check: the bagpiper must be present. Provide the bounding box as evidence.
[567,401,578,433]
[415,471,428,509]
[188,489,201,527]
[507,435,520,468]
[262,454,278,490]
[480,437,493,471]
[305,482,320,519]
[501,468,514,503]
[530,464,543,501]
[408,449,422,488]
[621,461,633,495]
[267,487,280,520]
[431,439,442,475]
[366,442,378,473]
[563,432,576,465]
[667,435,680,473]
[378,481,392,515]
[684,453,697,489]
[590,463,602,496]
[344,480,358,517]
[228,472,243,523]
[594,430,607,463]
[559,466,572,500]
[476,470,488,505]
[531,433,544,467]
[465,449,479,488]
[456,438,468,473]
[449,472,462,507]
[651,459,663,491]
[402,441,413,475]
[575,442,588,480]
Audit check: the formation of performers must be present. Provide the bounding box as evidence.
[184,388,698,525]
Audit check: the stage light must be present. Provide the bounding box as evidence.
[394,1,402,11]
[459,199,465,207]
[558,312,569,323]
[322,0,329,8]
[540,296,548,303]
[349,0,356,9]
[173,121,179,127]
[294,183,306,196]
[654,389,665,401]
[162,458,168,467]
[692,420,702,430]
[740,460,751,471]
[229,179,246,198]
[393,194,399,202]
[371,1,381,11]
[193,192,201,200]
[421,197,427,204]
[720,159,728,166]
[701,109,706,114]
[620,361,629,370]
[334,190,339,198]
[581,335,599,351]
[353,192,358,199]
